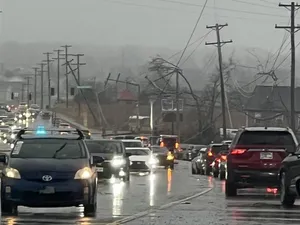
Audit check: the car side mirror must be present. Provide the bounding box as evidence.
[0,154,7,164]
[92,155,105,165]
[126,153,132,157]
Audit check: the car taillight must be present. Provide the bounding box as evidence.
[216,158,220,162]
[221,155,227,160]
[208,151,213,156]
[231,149,246,155]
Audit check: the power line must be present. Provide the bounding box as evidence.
[231,0,280,9]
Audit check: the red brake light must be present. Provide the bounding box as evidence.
[216,158,220,162]
[231,149,246,155]
[208,151,213,156]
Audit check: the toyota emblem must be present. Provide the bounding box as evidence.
[42,175,52,182]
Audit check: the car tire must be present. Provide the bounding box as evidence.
[225,180,237,197]
[220,172,226,180]
[84,202,97,217]
[213,171,219,178]
[280,172,296,207]
[1,201,18,215]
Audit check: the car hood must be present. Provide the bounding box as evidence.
[129,155,150,162]
[8,158,88,172]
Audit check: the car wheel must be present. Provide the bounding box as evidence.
[213,171,219,178]
[280,172,296,207]
[225,180,237,197]
[220,172,226,180]
[1,200,18,215]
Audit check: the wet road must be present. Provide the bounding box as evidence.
[0,117,211,225]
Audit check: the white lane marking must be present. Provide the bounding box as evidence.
[227,208,300,213]
[233,216,300,222]
[107,187,213,225]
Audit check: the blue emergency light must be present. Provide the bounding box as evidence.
[36,125,46,135]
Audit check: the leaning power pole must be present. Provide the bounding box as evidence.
[61,45,72,108]
[275,2,300,132]
[32,67,39,104]
[24,76,32,106]
[70,54,86,117]
[43,52,53,108]
[53,49,65,103]
[37,62,47,109]
[206,23,232,140]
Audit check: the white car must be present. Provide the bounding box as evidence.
[121,139,143,148]
[126,147,158,173]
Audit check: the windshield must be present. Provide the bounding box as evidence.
[86,141,123,154]
[126,148,150,155]
[11,139,85,159]
[151,146,168,153]
[122,141,143,147]
[210,145,223,154]
[237,131,296,148]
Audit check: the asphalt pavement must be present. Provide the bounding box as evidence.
[0,116,211,225]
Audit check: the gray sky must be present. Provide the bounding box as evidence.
[0,0,295,52]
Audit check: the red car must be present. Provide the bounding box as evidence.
[226,127,298,197]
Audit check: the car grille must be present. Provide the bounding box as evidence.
[21,172,74,182]
[130,161,149,170]
[18,191,82,202]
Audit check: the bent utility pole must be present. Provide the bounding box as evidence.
[24,76,32,106]
[275,2,300,132]
[70,54,86,117]
[61,45,72,108]
[175,69,180,140]
[37,62,47,109]
[206,23,232,140]
[32,67,39,104]
[43,52,53,108]
[53,49,65,103]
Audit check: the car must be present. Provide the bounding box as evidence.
[197,143,224,175]
[40,111,51,120]
[111,135,137,140]
[85,139,130,181]
[0,128,102,215]
[279,144,300,206]
[59,122,71,129]
[211,148,229,179]
[226,126,298,197]
[191,147,207,174]
[126,147,158,173]
[184,145,207,161]
[121,139,143,148]
[150,145,169,167]
[81,129,91,139]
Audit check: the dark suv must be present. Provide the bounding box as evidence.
[85,140,131,181]
[226,127,298,197]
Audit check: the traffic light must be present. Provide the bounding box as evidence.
[51,88,55,96]
[70,87,75,96]
[28,93,32,101]
[11,92,14,100]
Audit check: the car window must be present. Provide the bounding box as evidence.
[86,141,123,154]
[237,131,295,148]
[122,141,142,147]
[11,139,85,159]
[211,145,223,154]
[126,148,150,155]
[151,146,168,153]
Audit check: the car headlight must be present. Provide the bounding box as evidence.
[12,125,16,130]
[196,159,201,162]
[3,134,6,138]
[1,122,4,125]
[14,117,17,121]
[3,167,21,179]
[25,113,31,118]
[18,114,22,118]
[149,156,158,165]
[23,113,26,116]
[74,167,93,179]
[11,134,15,139]
[111,157,125,167]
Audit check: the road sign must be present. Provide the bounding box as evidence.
[161,98,183,112]
[77,86,92,89]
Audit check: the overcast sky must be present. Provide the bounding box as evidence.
[0,0,296,53]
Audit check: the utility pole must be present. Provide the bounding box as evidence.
[275,2,300,132]
[61,45,72,108]
[70,54,86,117]
[206,23,232,140]
[32,67,39,104]
[43,52,54,109]
[106,76,141,134]
[175,69,180,139]
[24,77,32,106]
[53,49,65,103]
[37,62,47,109]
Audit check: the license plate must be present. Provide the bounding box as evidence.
[39,186,55,194]
[260,152,273,159]
[96,167,104,172]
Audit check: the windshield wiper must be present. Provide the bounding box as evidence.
[52,143,67,158]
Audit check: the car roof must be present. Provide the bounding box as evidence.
[15,135,82,140]
[85,139,122,143]
[121,139,142,142]
[242,127,292,132]
[210,143,223,146]
[126,147,150,150]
